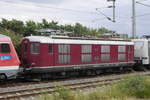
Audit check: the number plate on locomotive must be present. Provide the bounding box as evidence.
[0,56,12,60]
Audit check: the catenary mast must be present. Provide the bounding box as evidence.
[132,0,137,38]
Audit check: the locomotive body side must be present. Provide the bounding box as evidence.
[21,36,134,78]
[0,34,20,80]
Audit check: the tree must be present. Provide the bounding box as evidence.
[98,27,112,35]
[42,19,49,28]
[0,29,22,55]
[24,21,38,36]
[8,19,25,34]
[89,29,98,36]
[74,23,84,36]
[0,18,11,30]
[63,24,74,32]
[0,18,112,37]
[49,20,59,29]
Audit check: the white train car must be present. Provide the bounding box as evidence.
[133,39,150,65]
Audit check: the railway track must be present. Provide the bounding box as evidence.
[0,71,150,100]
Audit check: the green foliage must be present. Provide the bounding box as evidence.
[24,20,38,36]
[63,24,74,32]
[0,29,22,55]
[97,75,150,99]
[97,27,112,34]
[0,19,25,35]
[0,18,112,37]
[40,94,53,100]
[38,75,150,100]
[53,86,75,100]
[115,75,150,98]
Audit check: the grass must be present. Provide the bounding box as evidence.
[38,75,150,100]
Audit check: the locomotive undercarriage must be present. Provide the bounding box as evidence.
[19,62,135,80]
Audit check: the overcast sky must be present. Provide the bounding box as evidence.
[0,0,150,36]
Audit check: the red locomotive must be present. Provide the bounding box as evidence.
[21,36,135,79]
[0,34,20,80]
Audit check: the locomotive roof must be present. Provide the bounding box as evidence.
[0,34,11,42]
[24,36,134,45]
[0,34,9,38]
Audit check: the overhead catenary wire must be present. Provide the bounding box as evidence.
[135,1,150,18]
[136,1,150,7]
[1,0,150,25]
[92,17,107,23]
[0,0,107,15]
[95,8,114,22]
[136,0,148,2]
[0,0,114,23]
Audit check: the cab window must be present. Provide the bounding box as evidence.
[48,44,53,53]
[0,43,11,53]
[30,43,40,54]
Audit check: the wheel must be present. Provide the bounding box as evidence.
[95,70,102,75]
[0,74,7,81]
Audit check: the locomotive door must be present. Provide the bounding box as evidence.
[48,44,55,66]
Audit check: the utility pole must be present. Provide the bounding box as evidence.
[132,0,137,38]
[112,0,116,22]
[107,0,116,22]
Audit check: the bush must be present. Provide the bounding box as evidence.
[115,75,150,98]
[53,86,76,100]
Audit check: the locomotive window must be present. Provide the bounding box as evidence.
[101,45,110,53]
[59,55,70,64]
[82,54,91,63]
[48,44,53,53]
[118,54,126,61]
[101,54,110,61]
[94,56,100,61]
[31,43,40,54]
[128,46,132,53]
[82,45,92,53]
[59,44,70,53]
[0,44,11,53]
[58,44,70,64]
[118,46,125,52]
